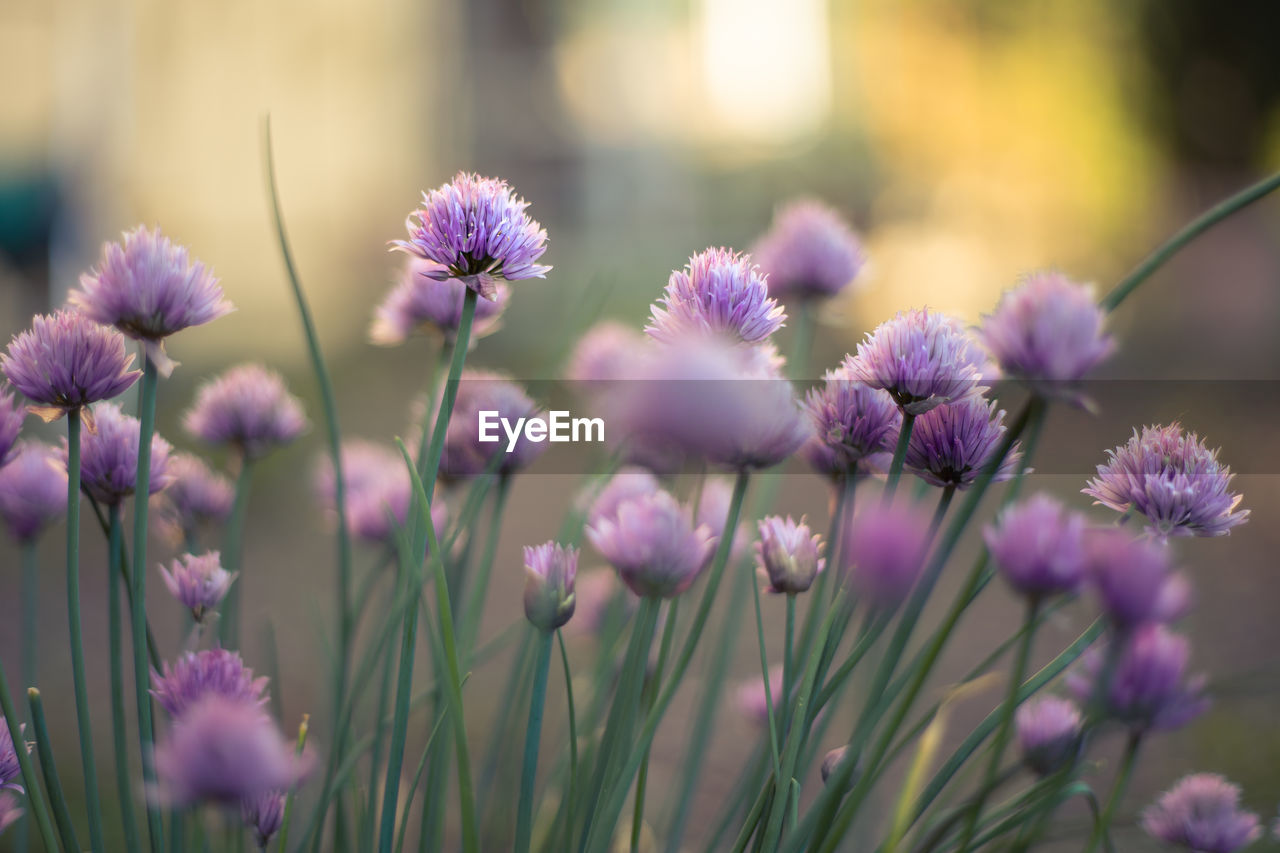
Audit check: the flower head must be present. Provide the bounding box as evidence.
[1015,696,1082,776]
[151,648,269,719]
[184,364,308,460]
[734,666,783,726]
[0,384,23,467]
[1,309,140,423]
[1087,529,1191,630]
[587,490,716,598]
[314,440,445,545]
[370,257,509,346]
[160,552,236,622]
[73,401,173,505]
[1083,423,1248,539]
[566,321,646,383]
[750,199,866,301]
[1142,774,1262,853]
[585,467,661,530]
[646,248,785,344]
[523,541,578,631]
[393,172,550,300]
[69,226,233,376]
[0,791,21,836]
[803,367,901,478]
[439,370,545,479]
[984,494,1087,600]
[756,515,825,595]
[242,791,287,849]
[904,396,1021,490]
[152,453,234,545]
[0,442,67,543]
[842,500,931,610]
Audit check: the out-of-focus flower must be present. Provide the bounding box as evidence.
[523,541,578,632]
[844,308,986,415]
[750,199,866,302]
[439,370,545,479]
[693,477,750,562]
[0,442,67,543]
[1083,423,1248,539]
[370,258,509,346]
[1087,529,1191,630]
[565,321,646,383]
[393,172,550,301]
[756,515,825,595]
[802,367,901,479]
[904,396,1021,490]
[151,648,269,719]
[241,790,286,850]
[72,401,173,506]
[734,665,783,725]
[821,746,857,786]
[566,570,634,636]
[646,248,785,345]
[1015,696,1082,776]
[0,791,21,835]
[159,552,236,623]
[313,440,445,545]
[1142,774,1262,853]
[152,453,234,546]
[1,309,140,424]
[584,467,661,530]
[0,718,23,787]
[587,490,716,599]
[69,226,233,376]
[0,384,23,467]
[985,494,1087,601]
[184,364,308,460]
[842,501,931,610]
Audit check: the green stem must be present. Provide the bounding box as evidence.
[460,475,512,656]
[884,413,915,501]
[108,507,142,852]
[219,459,255,647]
[787,300,817,382]
[0,663,58,852]
[556,630,579,851]
[751,570,782,779]
[782,594,796,739]
[21,541,37,697]
[515,632,555,853]
[27,688,81,853]
[632,601,680,852]
[1083,733,1141,853]
[277,714,311,853]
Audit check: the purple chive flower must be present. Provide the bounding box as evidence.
[0,384,23,467]
[646,248,786,345]
[565,570,636,636]
[1142,774,1262,853]
[1,309,140,424]
[980,271,1114,395]
[153,696,309,806]
[0,718,23,788]
[984,494,1087,600]
[523,541,579,632]
[314,440,445,545]
[585,467,661,529]
[184,364,308,460]
[1087,529,1191,630]
[159,552,236,622]
[1015,696,1083,776]
[370,257,509,346]
[0,791,20,836]
[844,308,987,415]
[904,396,1021,490]
[802,367,901,479]
[72,401,174,505]
[587,490,717,599]
[151,648,269,719]
[756,515,825,595]
[842,500,931,610]
[734,665,784,725]
[566,321,646,383]
[69,226,233,376]
[0,442,67,543]
[152,453,235,545]
[750,199,866,301]
[393,172,550,301]
[1083,423,1249,539]
[242,790,286,849]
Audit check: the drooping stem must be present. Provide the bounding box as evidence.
[884,413,915,502]
[515,631,554,853]
[219,457,254,647]
[108,506,142,852]
[1084,733,1142,853]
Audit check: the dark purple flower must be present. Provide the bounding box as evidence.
[393,172,550,301]
[370,257,509,346]
[1084,423,1249,539]
[69,226,233,376]
[71,401,173,506]
[0,718,22,788]
[842,500,931,610]
[152,453,234,545]
[803,367,901,479]
[439,370,546,479]
[0,441,67,543]
[1015,696,1082,776]
[756,515,825,595]
[985,494,1087,600]
[1087,529,1191,630]
[566,321,646,383]
[1142,774,1262,853]
[585,467,661,529]
[151,648,269,719]
[523,541,578,631]
[184,364,308,460]
[242,790,286,849]
[587,490,716,598]
[1,309,140,424]
[734,665,783,725]
[0,791,20,836]
[160,552,236,623]
[647,248,785,344]
[750,199,866,301]
[314,440,445,545]
[0,384,23,467]
[904,395,1021,490]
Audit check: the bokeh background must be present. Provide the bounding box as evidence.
[2,0,1280,850]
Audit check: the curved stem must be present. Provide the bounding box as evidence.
[28,688,81,853]
[1084,733,1141,853]
[0,660,58,852]
[108,507,142,852]
[515,632,554,853]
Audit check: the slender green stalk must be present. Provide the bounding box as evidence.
[21,541,37,696]
[0,662,57,852]
[108,507,142,852]
[392,707,453,853]
[556,630,579,851]
[27,688,80,853]
[787,300,816,382]
[884,413,915,501]
[276,714,311,853]
[782,594,796,739]
[631,601,680,852]
[361,593,400,851]
[515,631,555,853]
[1083,733,1142,853]
[750,573,782,779]
[219,459,254,647]
[64,413,106,853]
[460,476,512,655]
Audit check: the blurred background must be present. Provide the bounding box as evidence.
[2,0,1279,849]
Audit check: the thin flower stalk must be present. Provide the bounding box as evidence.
[631,599,680,853]
[28,688,82,853]
[218,459,254,647]
[1083,733,1142,853]
[515,631,555,853]
[108,506,143,852]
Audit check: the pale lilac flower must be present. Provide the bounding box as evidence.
[1,309,140,424]
[69,226,233,376]
[1084,423,1248,539]
[242,791,286,849]
[844,308,986,415]
[750,199,866,301]
[151,648,269,719]
[0,442,67,543]
[734,665,783,725]
[370,257,509,346]
[904,396,1021,490]
[565,569,636,636]
[585,467,661,529]
[587,490,716,599]
[1087,529,1191,630]
[184,364,308,460]
[646,248,785,344]
[1015,696,1082,775]
[566,321,646,383]
[803,367,901,478]
[0,791,20,836]
[984,494,1087,600]
[1142,774,1262,852]
[159,552,236,622]
[440,370,546,479]
[0,384,23,467]
[314,440,445,545]
[523,541,578,632]
[0,718,22,788]
[152,453,234,545]
[393,172,550,301]
[72,401,173,506]
[842,501,931,610]
[756,515,825,595]
[153,696,308,806]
